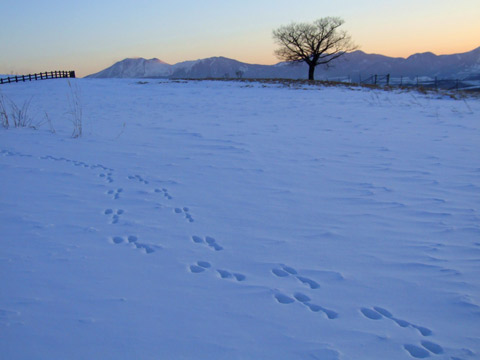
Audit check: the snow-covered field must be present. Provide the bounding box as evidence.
[1,79,479,360]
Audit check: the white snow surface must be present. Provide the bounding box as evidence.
[1,79,479,360]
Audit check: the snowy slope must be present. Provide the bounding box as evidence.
[90,58,173,78]
[1,79,479,360]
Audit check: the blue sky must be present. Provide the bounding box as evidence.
[1,0,479,77]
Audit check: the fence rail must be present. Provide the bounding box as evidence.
[0,70,75,85]
[353,74,479,91]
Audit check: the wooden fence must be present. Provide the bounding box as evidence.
[0,70,75,85]
[357,74,478,91]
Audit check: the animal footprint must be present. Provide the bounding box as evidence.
[73,160,89,168]
[412,325,433,337]
[112,236,124,244]
[110,235,155,254]
[274,293,295,304]
[174,207,194,222]
[296,276,320,289]
[273,291,338,319]
[271,265,320,289]
[104,208,124,224]
[305,303,338,319]
[421,341,444,355]
[191,235,223,251]
[154,188,172,200]
[361,306,433,336]
[99,172,114,183]
[189,261,245,282]
[189,261,212,273]
[404,344,430,359]
[295,292,337,319]
[107,188,123,200]
[217,270,246,281]
[293,292,311,303]
[90,164,111,171]
[128,174,149,185]
[360,307,383,320]
[205,236,222,250]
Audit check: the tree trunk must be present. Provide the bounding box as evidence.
[308,64,315,80]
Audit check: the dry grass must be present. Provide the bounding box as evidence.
[0,93,34,128]
[67,80,82,138]
[169,77,479,99]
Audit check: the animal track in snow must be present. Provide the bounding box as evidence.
[188,261,246,282]
[361,306,433,336]
[174,207,194,222]
[360,307,383,320]
[305,303,339,319]
[273,291,338,319]
[1,149,32,158]
[271,265,320,289]
[107,188,123,200]
[38,154,113,172]
[217,269,246,281]
[403,341,444,358]
[110,235,156,254]
[3,150,113,175]
[104,209,124,224]
[128,174,149,185]
[191,235,223,251]
[420,341,444,355]
[99,172,114,183]
[296,276,321,289]
[403,344,430,359]
[154,188,173,200]
[189,261,212,273]
[274,293,295,304]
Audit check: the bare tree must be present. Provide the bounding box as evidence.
[273,17,357,80]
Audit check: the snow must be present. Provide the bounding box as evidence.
[1,79,479,360]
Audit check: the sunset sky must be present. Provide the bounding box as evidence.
[1,0,479,77]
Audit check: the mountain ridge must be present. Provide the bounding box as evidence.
[86,47,480,80]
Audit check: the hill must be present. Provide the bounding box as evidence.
[87,47,480,80]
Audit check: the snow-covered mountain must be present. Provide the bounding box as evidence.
[87,47,480,80]
[89,58,172,78]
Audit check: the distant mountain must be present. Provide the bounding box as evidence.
[89,58,171,78]
[86,47,480,81]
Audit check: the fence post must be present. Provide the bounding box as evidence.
[374,75,377,85]
[416,76,419,87]
[386,74,390,86]
[456,79,459,90]
[0,70,75,85]
[434,77,437,90]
